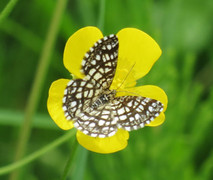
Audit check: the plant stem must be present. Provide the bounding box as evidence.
[9,0,68,179]
[0,130,75,175]
[0,0,19,25]
[60,139,79,180]
[97,0,105,31]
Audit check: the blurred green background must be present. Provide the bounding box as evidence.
[0,0,213,179]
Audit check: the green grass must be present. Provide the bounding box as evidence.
[0,0,213,179]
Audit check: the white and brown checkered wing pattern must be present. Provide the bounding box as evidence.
[112,96,164,131]
[63,79,100,119]
[63,80,118,138]
[73,104,118,138]
[81,34,118,89]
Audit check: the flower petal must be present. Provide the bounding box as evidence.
[148,113,165,127]
[76,129,129,154]
[47,79,74,130]
[116,85,168,127]
[111,28,162,89]
[63,26,103,79]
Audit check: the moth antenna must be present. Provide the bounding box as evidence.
[115,62,136,91]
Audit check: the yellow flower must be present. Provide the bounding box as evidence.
[47,26,168,154]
